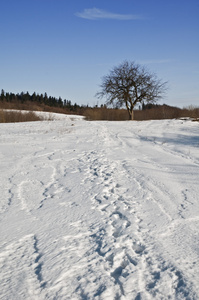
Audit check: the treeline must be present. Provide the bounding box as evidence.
[1,89,198,121]
[0,89,84,112]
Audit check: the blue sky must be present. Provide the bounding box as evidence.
[0,0,198,108]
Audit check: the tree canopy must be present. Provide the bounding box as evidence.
[97,61,167,120]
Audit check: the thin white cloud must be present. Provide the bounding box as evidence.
[75,8,143,21]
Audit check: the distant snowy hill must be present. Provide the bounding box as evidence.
[0,116,199,299]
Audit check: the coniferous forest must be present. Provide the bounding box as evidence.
[0,89,83,112]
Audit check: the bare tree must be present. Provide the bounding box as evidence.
[96,61,167,120]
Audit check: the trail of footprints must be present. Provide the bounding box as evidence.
[87,152,147,298]
[79,151,195,299]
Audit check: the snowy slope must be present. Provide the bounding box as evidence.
[0,115,199,300]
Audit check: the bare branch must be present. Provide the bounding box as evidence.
[96,61,167,120]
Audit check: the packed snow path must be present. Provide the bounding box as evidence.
[0,115,199,300]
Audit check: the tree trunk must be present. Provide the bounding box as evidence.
[125,100,134,120]
[128,109,134,120]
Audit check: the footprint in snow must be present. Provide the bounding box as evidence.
[132,242,145,254]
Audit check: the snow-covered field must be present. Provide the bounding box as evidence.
[0,114,199,300]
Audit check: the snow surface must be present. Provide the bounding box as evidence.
[0,114,199,300]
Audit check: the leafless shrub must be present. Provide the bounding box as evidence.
[0,110,45,123]
[134,105,182,120]
[83,105,199,121]
[83,108,128,121]
[182,106,199,120]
